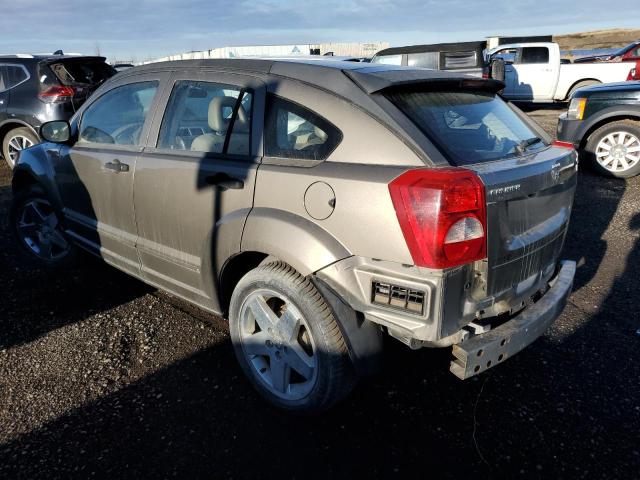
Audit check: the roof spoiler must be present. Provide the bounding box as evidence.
[344,68,505,94]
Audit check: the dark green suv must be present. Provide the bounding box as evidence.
[557,81,640,178]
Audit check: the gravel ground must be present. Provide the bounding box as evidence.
[1,108,639,479]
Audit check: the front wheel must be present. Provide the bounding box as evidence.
[229,262,356,413]
[584,120,640,178]
[10,186,75,267]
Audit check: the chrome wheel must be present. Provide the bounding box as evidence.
[239,289,318,400]
[595,131,640,173]
[6,134,34,168]
[16,198,70,261]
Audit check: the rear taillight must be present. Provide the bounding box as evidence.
[388,168,487,269]
[628,66,639,81]
[553,140,575,149]
[38,85,75,103]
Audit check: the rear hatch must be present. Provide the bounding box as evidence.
[385,85,577,302]
[39,56,116,110]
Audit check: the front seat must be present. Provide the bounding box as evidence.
[191,96,249,153]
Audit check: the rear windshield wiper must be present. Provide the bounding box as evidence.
[515,136,543,155]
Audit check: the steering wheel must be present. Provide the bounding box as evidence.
[112,123,143,145]
[81,126,115,144]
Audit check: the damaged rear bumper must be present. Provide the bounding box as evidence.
[450,260,576,380]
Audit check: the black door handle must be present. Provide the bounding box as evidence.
[205,173,244,190]
[104,159,129,173]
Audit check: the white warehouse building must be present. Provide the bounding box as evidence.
[142,42,389,64]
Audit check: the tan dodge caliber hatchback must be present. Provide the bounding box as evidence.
[10,59,577,412]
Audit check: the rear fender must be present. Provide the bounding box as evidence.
[240,208,352,276]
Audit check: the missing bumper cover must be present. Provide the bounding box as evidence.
[450,260,575,380]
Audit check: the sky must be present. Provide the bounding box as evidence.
[0,0,638,61]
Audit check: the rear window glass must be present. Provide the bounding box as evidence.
[48,60,115,86]
[386,89,543,165]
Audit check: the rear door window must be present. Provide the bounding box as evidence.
[386,89,543,165]
[0,65,29,91]
[157,80,252,155]
[520,47,549,64]
[264,95,341,160]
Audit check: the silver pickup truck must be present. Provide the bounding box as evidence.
[10,59,577,412]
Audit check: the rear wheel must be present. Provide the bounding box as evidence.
[229,262,356,413]
[10,186,75,267]
[2,127,39,169]
[584,120,640,178]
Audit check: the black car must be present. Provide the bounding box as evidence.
[0,54,116,169]
[557,81,640,178]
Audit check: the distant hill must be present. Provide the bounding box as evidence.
[554,28,640,51]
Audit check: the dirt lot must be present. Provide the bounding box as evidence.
[555,28,640,51]
[1,107,639,479]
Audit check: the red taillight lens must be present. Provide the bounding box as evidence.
[553,140,575,149]
[38,85,75,103]
[388,168,487,269]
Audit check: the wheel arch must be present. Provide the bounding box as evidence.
[565,78,601,100]
[0,120,39,146]
[216,208,352,315]
[240,208,351,277]
[580,113,640,149]
[10,149,64,214]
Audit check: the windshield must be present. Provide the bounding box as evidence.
[386,89,545,165]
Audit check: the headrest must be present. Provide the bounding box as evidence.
[314,126,328,141]
[208,96,249,132]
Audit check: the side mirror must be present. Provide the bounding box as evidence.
[40,121,71,144]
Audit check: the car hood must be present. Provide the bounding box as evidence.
[574,81,640,98]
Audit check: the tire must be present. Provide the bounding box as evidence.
[9,185,76,267]
[567,80,600,100]
[229,261,356,413]
[584,120,640,178]
[2,127,39,169]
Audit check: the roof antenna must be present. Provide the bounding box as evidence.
[53,49,64,55]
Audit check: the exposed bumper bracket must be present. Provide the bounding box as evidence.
[450,260,576,380]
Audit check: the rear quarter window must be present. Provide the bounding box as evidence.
[386,89,543,166]
[264,95,342,161]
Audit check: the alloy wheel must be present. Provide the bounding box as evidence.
[595,131,640,173]
[6,135,34,168]
[239,289,318,400]
[16,198,70,261]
